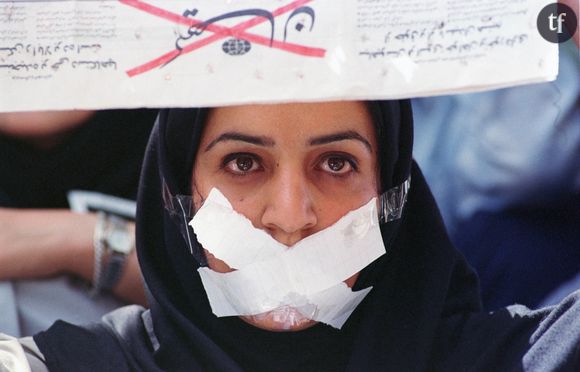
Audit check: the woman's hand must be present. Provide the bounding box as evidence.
[0,208,146,306]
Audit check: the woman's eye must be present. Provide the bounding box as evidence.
[224,155,261,174]
[320,156,355,175]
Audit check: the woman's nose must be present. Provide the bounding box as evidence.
[261,171,317,246]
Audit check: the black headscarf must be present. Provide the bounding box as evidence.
[35,101,580,371]
[134,101,428,372]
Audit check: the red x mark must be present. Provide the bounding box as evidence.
[119,0,326,77]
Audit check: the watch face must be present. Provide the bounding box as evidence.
[109,229,133,254]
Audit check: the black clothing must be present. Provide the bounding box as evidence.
[0,109,157,208]
[454,199,580,311]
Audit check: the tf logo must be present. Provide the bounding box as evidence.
[537,3,578,43]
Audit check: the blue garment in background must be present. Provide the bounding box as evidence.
[413,41,580,310]
[454,202,580,310]
[413,41,579,233]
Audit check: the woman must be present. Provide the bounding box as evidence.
[3,100,579,371]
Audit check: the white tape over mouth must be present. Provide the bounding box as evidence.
[190,188,386,329]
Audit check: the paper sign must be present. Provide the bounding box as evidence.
[0,0,558,111]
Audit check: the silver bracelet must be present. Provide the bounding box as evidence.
[99,215,133,292]
[90,211,107,297]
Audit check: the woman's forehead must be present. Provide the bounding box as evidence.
[201,101,376,146]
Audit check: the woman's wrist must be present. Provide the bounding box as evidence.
[0,209,96,280]
[57,211,98,280]
[89,213,135,296]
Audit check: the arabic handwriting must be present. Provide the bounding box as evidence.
[172,7,275,62]
[71,58,117,70]
[51,57,69,71]
[356,0,530,64]
[389,21,502,43]
[166,4,319,66]
[283,6,315,43]
[0,42,102,57]
[358,33,528,60]
[0,58,117,72]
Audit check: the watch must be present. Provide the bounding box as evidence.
[90,212,107,296]
[92,214,134,294]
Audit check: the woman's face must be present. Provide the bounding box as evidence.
[193,101,379,331]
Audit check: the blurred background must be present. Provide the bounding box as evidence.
[413,40,580,311]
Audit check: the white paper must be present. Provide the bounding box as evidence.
[0,0,557,112]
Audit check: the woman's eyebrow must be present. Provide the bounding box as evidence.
[308,130,372,152]
[204,132,275,152]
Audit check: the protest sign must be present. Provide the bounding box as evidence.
[0,0,557,111]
